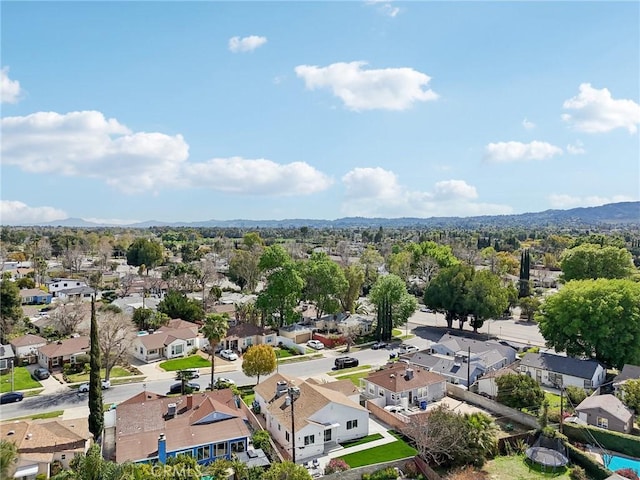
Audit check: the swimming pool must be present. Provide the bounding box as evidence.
[604,454,640,474]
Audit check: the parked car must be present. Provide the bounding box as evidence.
[220,349,239,361]
[335,357,359,369]
[384,405,404,413]
[371,341,388,350]
[0,392,24,404]
[207,377,236,390]
[306,340,325,350]
[420,307,433,313]
[32,367,50,380]
[175,368,200,379]
[169,382,200,394]
[398,344,420,354]
[78,379,110,393]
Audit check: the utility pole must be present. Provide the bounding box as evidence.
[467,346,471,388]
[559,387,564,434]
[11,358,15,392]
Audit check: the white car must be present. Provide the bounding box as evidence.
[306,340,325,350]
[78,379,110,393]
[398,344,420,355]
[220,349,239,361]
[420,307,433,313]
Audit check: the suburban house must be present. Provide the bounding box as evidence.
[131,319,204,363]
[360,363,447,411]
[575,394,634,433]
[10,334,47,364]
[221,321,277,352]
[19,288,52,305]
[46,278,88,296]
[0,418,91,479]
[0,344,15,372]
[115,390,251,465]
[429,333,518,368]
[37,336,90,370]
[254,373,369,463]
[613,364,640,394]
[57,286,97,301]
[111,295,162,315]
[313,313,374,336]
[474,366,519,398]
[519,352,606,389]
[278,324,314,344]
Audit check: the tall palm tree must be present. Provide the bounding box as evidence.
[201,312,229,390]
[0,440,17,479]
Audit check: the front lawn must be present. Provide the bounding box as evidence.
[337,439,417,467]
[339,433,383,448]
[328,365,371,376]
[336,371,370,386]
[159,355,211,372]
[483,455,571,479]
[0,367,42,393]
[65,366,137,383]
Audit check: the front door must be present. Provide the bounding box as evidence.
[324,429,332,442]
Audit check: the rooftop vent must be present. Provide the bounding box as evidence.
[275,381,288,398]
[167,403,177,417]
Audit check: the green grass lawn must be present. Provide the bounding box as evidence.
[159,355,211,372]
[328,365,371,376]
[275,348,295,359]
[0,367,42,393]
[4,410,64,421]
[339,433,384,448]
[336,371,369,386]
[483,455,571,479]
[65,366,136,383]
[337,439,417,468]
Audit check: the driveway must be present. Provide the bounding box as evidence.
[25,364,69,395]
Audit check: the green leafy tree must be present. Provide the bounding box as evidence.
[340,263,365,313]
[157,290,204,323]
[88,298,103,441]
[132,308,170,331]
[126,238,164,273]
[537,278,640,368]
[0,440,17,479]
[464,270,509,333]
[262,461,312,480]
[0,275,23,341]
[560,243,634,281]
[519,296,541,322]
[359,245,384,293]
[369,274,417,341]
[251,430,271,451]
[242,344,277,385]
[565,386,587,406]
[201,313,229,389]
[619,379,640,413]
[256,245,304,327]
[15,277,35,289]
[301,252,348,318]
[180,242,202,263]
[496,373,544,410]
[424,264,474,329]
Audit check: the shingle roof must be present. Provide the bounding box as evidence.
[115,390,249,463]
[137,328,198,350]
[19,289,50,298]
[0,345,15,359]
[38,336,90,358]
[575,394,633,423]
[11,334,47,348]
[613,364,640,385]
[520,353,602,380]
[365,363,446,392]
[226,322,274,338]
[435,333,516,358]
[0,418,90,451]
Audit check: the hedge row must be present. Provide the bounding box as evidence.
[565,443,612,480]
[563,423,640,458]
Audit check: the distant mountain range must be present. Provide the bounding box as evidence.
[12,201,640,229]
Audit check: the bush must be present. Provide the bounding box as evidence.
[565,442,611,480]
[563,423,640,458]
[565,386,587,406]
[616,469,640,480]
[324,458,350,475]
[403,459,419,478]
[251,430,271,451]
[362,467,399,480]
[569,466,587,480]
[548,408,562,423]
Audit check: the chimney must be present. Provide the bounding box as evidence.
[158,433,167,463]
[275,380,288,398]
[405,368,414,380]
[187,394,193,410]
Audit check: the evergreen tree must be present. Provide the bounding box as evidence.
[88,297,104,441]
[518,249,531,298]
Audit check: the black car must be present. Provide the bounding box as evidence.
[32,368,50,380]
[0,392,24,404]
[335,357,359,369]
[169,382,200,394]
[371,342,388,350]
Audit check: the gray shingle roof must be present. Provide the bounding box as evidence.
[520,352,601,379]
[613,364,640,385]
[575,394,633,423]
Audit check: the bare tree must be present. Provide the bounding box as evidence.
[98,237,113,271]
[98,311,136,381]
[52,298,87,336]
[335,241,351,266]
[63,245,85,274]
[197,257,220,312]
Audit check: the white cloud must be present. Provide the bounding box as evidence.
[181,157,333,196]
[562,83,640,134]
[566,140,586,155]
[1,110,334,197]
[1,110,189,194]
[484,141,563,163]
[365,0,401,17]
[341,167,511,217]
[295,61,438,111]
[548,194,636,209]
[1,200,67,224]
[1,66,22,104]
[228,35,267,53]
[522,118,536,130]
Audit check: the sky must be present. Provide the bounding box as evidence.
[1,1,639,225]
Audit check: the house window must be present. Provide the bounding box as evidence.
[379,388,385,397]
[285,432,290,442]
[139,347,143,354]
[176,449,193,457]
[368,384,374,395]
[197,445,211,461]
[347,420,358,430]
[584,379,592,389]
[267,337,273,343]
[597,417,608,429]
[231,441,245,452]
[304,435,315,446]
[61,454,66,460]
[214,442,227,457]
[171,344,184,356]
[549,373,563,387]
[52,357,59,366]
[186,339,194,347]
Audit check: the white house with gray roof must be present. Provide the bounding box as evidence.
[519,352,606,390]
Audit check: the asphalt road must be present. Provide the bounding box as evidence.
[0,310,546,421]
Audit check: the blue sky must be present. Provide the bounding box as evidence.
[1,1,639,225]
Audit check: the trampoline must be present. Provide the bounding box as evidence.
[525,447,569,470]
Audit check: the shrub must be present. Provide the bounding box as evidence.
[403,459,419,478]
[548,407,562,423]
[446,466,487,480]
[616,469,640,480]
[569,466,587,480]
[251,430,271,451]
[324,458,350,475]
[565,386,587,406]
[362,467,399,480]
